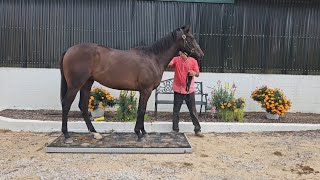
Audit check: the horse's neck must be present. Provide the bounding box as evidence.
[156,45,179,71]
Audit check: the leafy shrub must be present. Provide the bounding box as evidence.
[116,90,138,121]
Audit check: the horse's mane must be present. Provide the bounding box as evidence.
[134,29,178,55]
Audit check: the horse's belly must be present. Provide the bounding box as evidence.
[93,72,139,91]
[92,58,159,91]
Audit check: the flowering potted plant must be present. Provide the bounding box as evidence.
[251,86,292,119]
[209,81,246,122]
[88,87,116,118]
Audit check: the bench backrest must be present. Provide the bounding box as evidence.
[156,78,204,95]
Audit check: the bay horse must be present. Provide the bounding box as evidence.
[59,25,204,143]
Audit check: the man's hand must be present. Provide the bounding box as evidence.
[168,61,174,68]
[188,70,199,77]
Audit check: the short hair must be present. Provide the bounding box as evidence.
[179,51,188,56]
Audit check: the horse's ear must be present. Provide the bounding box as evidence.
[180,25,191,32]
[183,25,192,33]
[176,25,192,37]
[187,25,192,33]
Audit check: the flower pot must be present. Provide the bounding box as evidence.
[266,112,279,120]
[91,108,105,118]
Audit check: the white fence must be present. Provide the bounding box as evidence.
[1,67,320,113]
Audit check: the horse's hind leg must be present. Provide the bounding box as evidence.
[61,88,78,143]
[78,80,102,140]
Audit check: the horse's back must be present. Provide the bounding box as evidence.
[62,43,162,91]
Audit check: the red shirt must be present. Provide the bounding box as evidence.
[170,56,200,94]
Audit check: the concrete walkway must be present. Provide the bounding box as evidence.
[1,116,320,133]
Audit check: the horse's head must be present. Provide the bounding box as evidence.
[176,25,204,59]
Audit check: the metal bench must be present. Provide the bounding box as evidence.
[154,78,208,120]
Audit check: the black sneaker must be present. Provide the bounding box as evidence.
[172,129,179,133]
[195,131,204,137]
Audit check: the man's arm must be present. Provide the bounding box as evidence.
[188,59,200,77]
[167,58,176,68]
[168,61,174,67]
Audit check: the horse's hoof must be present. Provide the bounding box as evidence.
[92,132,103,140]
[142,130,148,136]
[137,136,147,143]
[136,132,144,141]
[64,138,73,144]
[142,133,148,138]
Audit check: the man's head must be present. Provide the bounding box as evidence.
[179,51,188,60]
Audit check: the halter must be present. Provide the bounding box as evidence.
[179,29,199,56]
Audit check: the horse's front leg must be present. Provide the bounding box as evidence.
[135,89,152,141]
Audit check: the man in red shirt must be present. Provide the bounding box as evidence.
[168,51,204,137]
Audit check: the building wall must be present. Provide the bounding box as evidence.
[1,0,320,75]
[1,67,319,113]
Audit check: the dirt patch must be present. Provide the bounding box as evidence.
[0,109,320,124]
[0,130,319,179]
[273,151,283,156]
[290,164,320,175]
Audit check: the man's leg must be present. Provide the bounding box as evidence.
[173,92,184,132]
[185,92,202,133]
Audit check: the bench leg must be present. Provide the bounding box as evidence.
[204,105,207,119]
[154,103,158,120]
[199,105,203,116]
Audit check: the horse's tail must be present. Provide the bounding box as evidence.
[59,51,67,103]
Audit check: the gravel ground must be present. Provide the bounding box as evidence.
[0,129,320,180]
